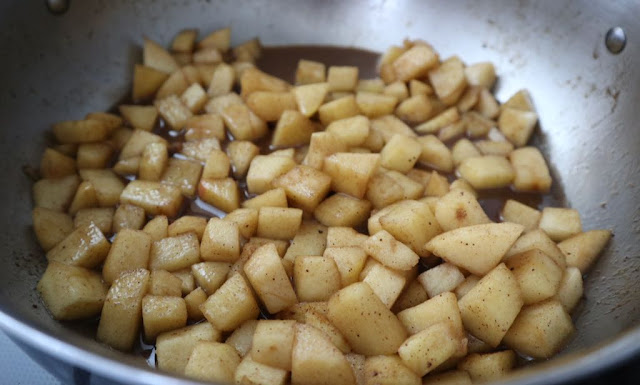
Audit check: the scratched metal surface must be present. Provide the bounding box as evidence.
[0,1,638,384]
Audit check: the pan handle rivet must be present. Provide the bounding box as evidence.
[46,0,70,15]
[605,27,626,54]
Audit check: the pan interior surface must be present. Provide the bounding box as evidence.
[0,1,638,384]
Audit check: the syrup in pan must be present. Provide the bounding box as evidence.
[74,45,565,368]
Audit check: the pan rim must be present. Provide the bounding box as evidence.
[1,307,639,385]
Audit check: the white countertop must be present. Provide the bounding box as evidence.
[0,329,60,385]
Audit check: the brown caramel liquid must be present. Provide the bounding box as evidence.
[258,45,565,217]
[163,45,566,221]
[92,45,566,369]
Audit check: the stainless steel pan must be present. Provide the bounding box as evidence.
[0,1,639,384]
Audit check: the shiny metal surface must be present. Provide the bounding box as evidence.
[605,27,627,54]
[0,0,638,384]
[45,0,70,15]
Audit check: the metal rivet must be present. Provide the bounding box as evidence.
[46,0,70,15]
[605,27,626,54]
